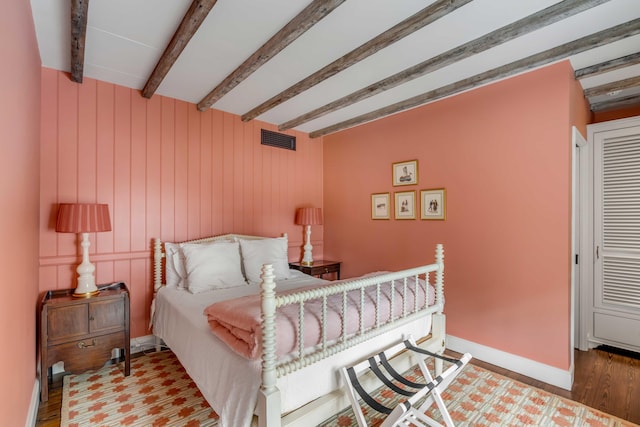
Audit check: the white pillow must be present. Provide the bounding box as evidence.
[181,240,246,293]
[239,237,291,285]
[164,242,186,288]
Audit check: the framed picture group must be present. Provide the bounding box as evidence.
[371,159,446,220]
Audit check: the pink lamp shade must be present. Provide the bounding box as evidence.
[56,203,112,233]
[295,207,323,226]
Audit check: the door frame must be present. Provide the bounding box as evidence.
[581,116,640,351]
[572,126,588,351]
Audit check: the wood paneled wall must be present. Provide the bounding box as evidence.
[39,68,323,338]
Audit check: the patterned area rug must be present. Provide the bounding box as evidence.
[61,351,218,426]
[61,351,636,427]
[321,361,638,427]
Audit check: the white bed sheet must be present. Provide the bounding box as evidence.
[153,270,432,427]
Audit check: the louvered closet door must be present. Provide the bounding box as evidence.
[593,126,640,351]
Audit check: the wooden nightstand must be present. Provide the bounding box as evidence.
[289,260,341,280]
[39,282,130,402]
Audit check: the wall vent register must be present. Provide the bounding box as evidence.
[261,129,296,151]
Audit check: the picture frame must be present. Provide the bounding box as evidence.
[394,191,416,220]
[371,193,390,220]
[392,160,418,186]
[420,188,446,220]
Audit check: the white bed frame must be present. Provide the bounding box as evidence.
[153,234,446,427]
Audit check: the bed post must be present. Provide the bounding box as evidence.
[152,238,163,351]
[433,244,446,374]
[258,264,281,427]
[435,243,444,314]
[153,238,163,292]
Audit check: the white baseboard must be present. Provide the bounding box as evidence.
[130,334,162,354]
[25,378,39,427]
[446,335,572,390]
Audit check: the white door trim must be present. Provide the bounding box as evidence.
[577,125,593,352]
[584,115,640,351]
[572,127,586,358]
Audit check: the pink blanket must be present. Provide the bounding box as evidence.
[204,276,433,360]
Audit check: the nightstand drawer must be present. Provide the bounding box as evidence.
[47,304,89,342]
[289,260,341,280]
[47,332,126,373]
[46,298,125,345]
[319,264,340,275]
[91,298,126,333]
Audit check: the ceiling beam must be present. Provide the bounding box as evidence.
[575,51,640,79]
[584,75,640,98]
[240,0,473,122]
[309,18,640,138]
[142,0,219,99]
[196,0,346,112]
[280,0,611,131]
[70,0,90,83]
[591,93,640,112]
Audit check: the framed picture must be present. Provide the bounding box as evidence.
[371,193,390,220]
[421,188,446,220]
[392,160,418,186]
[394,191,415,220]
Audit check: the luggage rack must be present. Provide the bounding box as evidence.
[341,336,472,427]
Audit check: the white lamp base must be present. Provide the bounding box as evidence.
[301,225,314,266]
[74,232,100,298]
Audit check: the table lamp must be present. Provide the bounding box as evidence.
[56,203,112,297]
[295,207,322,266]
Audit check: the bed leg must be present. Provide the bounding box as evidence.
[258,388,281,427]
[432,313,446,376]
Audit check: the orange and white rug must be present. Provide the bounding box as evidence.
[62,350,637,426]
[61,351,218,426]
[321,363,637,427]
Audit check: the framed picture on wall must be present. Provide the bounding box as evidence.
[394,191,415,220]
[392,160,418,186]
[420,188,446,220]
[371,193,390,220]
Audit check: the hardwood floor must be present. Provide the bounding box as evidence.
[36,347,640,426]
[35,386,62,427]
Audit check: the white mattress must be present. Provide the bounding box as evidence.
[153,270,432,427]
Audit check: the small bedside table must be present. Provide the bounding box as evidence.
[39,282,130,402]
[289,260,341,280]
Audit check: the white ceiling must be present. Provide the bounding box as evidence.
[30,0,640,136]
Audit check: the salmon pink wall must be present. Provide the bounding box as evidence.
[0,0,41,425]
[323,62,585,370]
[39,68,323,339]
